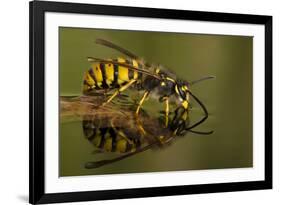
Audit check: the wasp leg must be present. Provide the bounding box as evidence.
[134,115,147,136]
[164,97,170,127]
[135,90,150,115]
[117,129,135,146]
[102,79,137,106]
[110,120,135,146]
[158,96,170,128]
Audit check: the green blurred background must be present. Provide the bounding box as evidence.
[59,27,253,176]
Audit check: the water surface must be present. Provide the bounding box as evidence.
[59,27,253,176]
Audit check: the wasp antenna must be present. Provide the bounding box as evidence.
[185,90,209,131]
[85,160,112,169]
[84,142,156,169]
[189,129,214,135]
[95,38,106,44]
[190,76,216,85]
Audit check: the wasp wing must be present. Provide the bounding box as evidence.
[60,95,135,123]
[87,57,161,80]
[96,38,139,60]
[95,38,153,68]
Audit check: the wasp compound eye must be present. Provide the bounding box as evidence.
[175,84,186,100]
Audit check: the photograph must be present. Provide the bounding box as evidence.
[29,1,272,203]
[59,27,253,177]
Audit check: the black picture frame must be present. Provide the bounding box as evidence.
[29,0,272,204]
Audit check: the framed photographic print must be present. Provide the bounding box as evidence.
[29,0,272,204]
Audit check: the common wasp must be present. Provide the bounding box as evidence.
[78,36,214,168]
[83,38,214,136]
[81,95,186,169]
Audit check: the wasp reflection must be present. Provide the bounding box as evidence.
[66,95,212,169]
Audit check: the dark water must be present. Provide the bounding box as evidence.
[59,27,253,176]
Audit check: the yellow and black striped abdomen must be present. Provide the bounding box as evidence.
[83,120,142,153]
[83,57,140,94]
